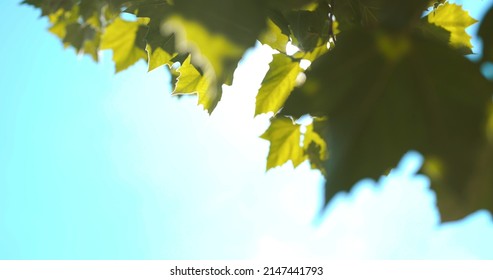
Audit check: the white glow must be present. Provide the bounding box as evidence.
[286,41,300,56]
[299,59,312,70]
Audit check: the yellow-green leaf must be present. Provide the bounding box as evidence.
[261,117,306,170]
[293,42,329,62]
[101,18,148,73]
[173,55,219,111]
[427,3,477,52]
[258,19,290,52]
[255,54,302,116]
[145,26,176,72]
[146,45,174,71]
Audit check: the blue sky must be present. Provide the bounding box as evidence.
[1,0,493,259]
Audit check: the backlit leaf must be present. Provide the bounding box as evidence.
[258,19,290,53]
[101,18,149,73]
[24,0,493,223]
[255,54,302,116]
[427,3,477,53]
[261,117,306,170]
[173,55,218,111]
[146,45,174,71]
[145,29,176,72]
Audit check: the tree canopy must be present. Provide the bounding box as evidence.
[23,0,493,222]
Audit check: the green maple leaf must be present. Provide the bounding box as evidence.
[261,117,306,170]
[282,29,493,221]
[255,54,302,116]
[101,18,149,73]
[427,3,477,53]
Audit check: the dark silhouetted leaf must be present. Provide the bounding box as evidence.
[282,29,493,221]
[479,4,493,63]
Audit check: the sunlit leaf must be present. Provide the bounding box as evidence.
[22,0,76,16]
[293,43,329,62]
[145,29,176,71]
[261,117,306,170]
[147,45,173,71]
[24,0,493,222]
[427,3,477,53]
[173,55,219,111]
[101,18,149,73]
[255,54,302,116]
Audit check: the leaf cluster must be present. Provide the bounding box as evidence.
[23,0,493,222]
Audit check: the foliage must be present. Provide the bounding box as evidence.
[23,0,493,222]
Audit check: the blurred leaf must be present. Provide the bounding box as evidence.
[125,0,171,24]
[156,0,267,111]
[24,0,493,222]
[427,3,477,54]
[162,0,269,109]
[293,43,329,62]
[261,117,306,169]
[259,18,290,52]
[173,55,220,111]
[268,0,318,11]
[173,0,268,47]
[282,30,492,221]
[332,0,429,31]
[22,0,77,16]
[286,2,331,52]
[164,16,244,83]
[46,6,101,61]
[63,23,95,51]
[79,0,104,20]
[164,16,246,112]
[479,4,493,63]
[416,20,451,50]
[255,54,302,116]
[101,18,149,73]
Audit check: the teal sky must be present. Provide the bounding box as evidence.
[1,0,493,259]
